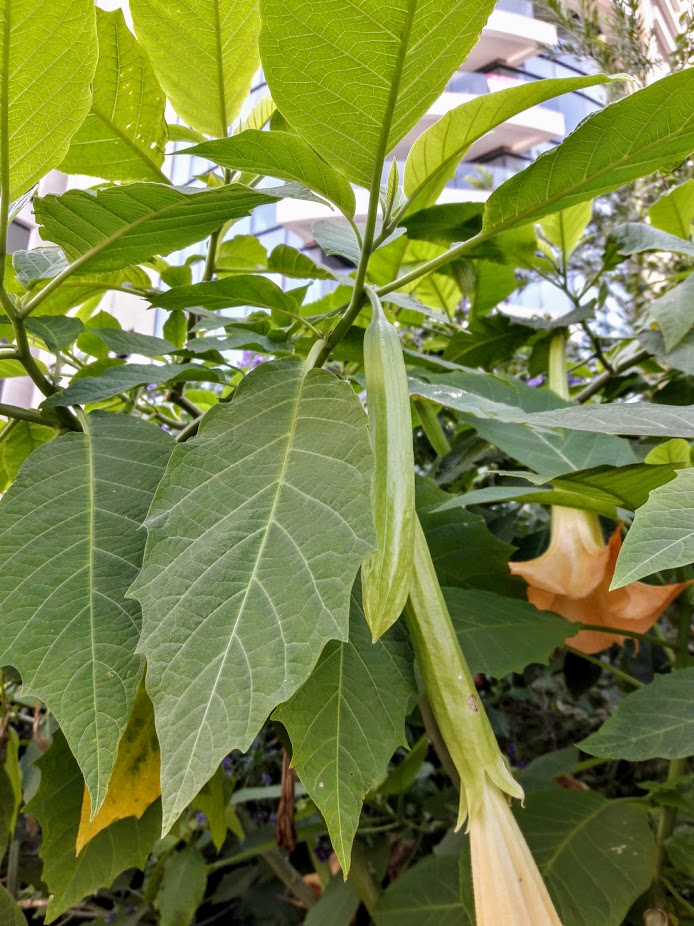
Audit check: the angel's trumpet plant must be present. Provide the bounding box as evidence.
[510,506,691,654]
[405,517,563,925]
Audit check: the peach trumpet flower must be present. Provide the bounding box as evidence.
[470,780,563,926]
[510,506,691,654]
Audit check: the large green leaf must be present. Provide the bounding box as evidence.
[0,413,172,811]
[154,848,208,926]
[26,731,160,924]
[35,183,281,275]
[187,131,356,216]
[274,581,416,873]
[374,853,475,926]
[648,178,694,238]
[539,201,593,261]
[443,316,531,369]
[445,588,576,677]
[151,274,301,314]
[0,0,97,200]
[612,469,694,586]
[612,221,694,258]
[59,9,167,182]
[522,402,694,438]
[640,327,694,376]
[645,272,694,351]
[0,420,54,492]
[0,886,26,926]
[44,363,223,407]
[130,0,260,138]
[519,791,656,926]
[129,359,375,831]
[484,70,694,234]
[405,75,613,211]
[580,669,694,760]
[259,0,497,186]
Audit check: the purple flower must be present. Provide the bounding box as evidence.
[195,811,206,824]
[526,375,545,387]
[568,375,583,386]
[106,913,116,924]
[261,772,272,786]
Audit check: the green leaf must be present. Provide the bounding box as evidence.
[519,791,656,926]
[90,328,176,358]
[612,468,694,586]
[665,827,694,877]
[443,316,531,368]
[187,131,356,216]
[416,478,523,597]
[645,438,691,466]
[445,588,576,677]
[375,852,474,926]
[260,0,498,186]
[0,413,172,810]
[59,9,168,182]
[0,420,55,492]
[484,70,694,234]
[612,221,694,258]
[25,316,84,352]
[185,331,291,356]
[12,247,68,287]
[305,877,360,926]
[35,183,281,275]
[640,326,694,375]
[44,363,223,407]
[29,267,153,318]
[523,402,694,438]
[405,75,613,211]
[26,731,161,924]
[129,359,375,832]
[0,0,98,200]
[540,201,593,260]
[0,886,26,926]
[154,848,207,926]
[378,735,429,796]
[649,178,694,239]
[580,668,694,760]
[312,219,362,264]
[130,0,260,138]
[268,244,338,281]
[216,235,268,274]
[150,275,301,315]
[644,273,694,352]
[274,580,416,873]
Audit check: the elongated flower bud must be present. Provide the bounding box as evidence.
[404,517,523,827]
[361,290,415,641]
[470,781,563,925]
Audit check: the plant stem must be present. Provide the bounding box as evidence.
[261,848,318,910]
[0,402,60,426]
[548,333,569,400]
[419,695,460,790]
[576,348,651,403]
[348,840,383,919]
[413,399,451,457]
[564,646,644,688]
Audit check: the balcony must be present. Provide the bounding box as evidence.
[463,1,558,71]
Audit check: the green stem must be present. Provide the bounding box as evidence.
[261,849,318,910]
[413,399,451,458]
[348,840,383,918]
[548,333,569,400]
[564,646,644,688]
[0,402,60,426]
[419,695,460,790]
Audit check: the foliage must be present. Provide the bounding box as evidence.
[0,2,692,925]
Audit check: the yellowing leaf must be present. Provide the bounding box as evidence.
[76,685,160,854]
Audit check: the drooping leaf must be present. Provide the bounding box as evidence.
[89,328,177,358]
[612,468,694,585]
[154,847,208,926]
[0,413,172,811]
[484,70,694,234]
[130,0,260,138]
[445,588,576,677]
[76,684,161,853]
[405,75,613,211]
[260,0,498,186]
[0,0,98,200]
[305,877,360,926]
[612,221,694,258]
[539,201,593,260]
[640,327,694,376]
[274,580,416,873]
[644,273,694,351]
[187,131,356,216]
[312,219,362,264]
[518,791,656,926]
[648,178,694,239]
[59,8,168,182]
[522,402,694,438]
[35,183,281,275]
[44,363,223,407]
[26,731,161,924]
[151,275,301,315]
[129,359,375,832]
[373,852,475,926]
[0,421,55,492]
[25,316,85,352]
[191,766,229,852]
[0,886,26,926]
[580,669,694,760]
